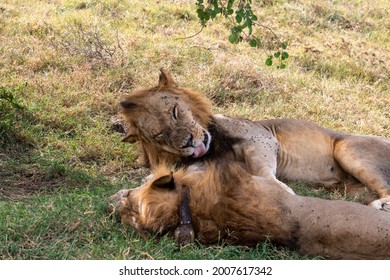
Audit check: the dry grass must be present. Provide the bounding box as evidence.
[0,0,389,259]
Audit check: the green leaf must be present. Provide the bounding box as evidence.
[249,38,258,47]
[205,8,215,18]
[228,33,239,44]
[281,43,287,49]
[232,26,242,33]
[280,63,287,69]
[281,51,289,60]
[227,0,233,10]
[274,51,280,58]
[236,14,242,23]
[265,57,273,66]
[247,23,252,35]
[212,2,220,15]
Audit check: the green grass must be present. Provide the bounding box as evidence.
[0,0,389,259]
[1,183,305,260]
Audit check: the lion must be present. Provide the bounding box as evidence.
[119,69,390,210]
[108,160,390,259]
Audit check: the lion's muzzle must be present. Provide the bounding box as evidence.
[192,131,211,158]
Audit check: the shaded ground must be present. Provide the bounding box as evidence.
[0,123,148,200]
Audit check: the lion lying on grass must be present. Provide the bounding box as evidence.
[108,160,390,259]
[119,69,390,210]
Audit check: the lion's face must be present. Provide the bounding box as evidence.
[122,91,211,158]
[107,188,142,230]
[108,170,180,234]
[120,70,212,159]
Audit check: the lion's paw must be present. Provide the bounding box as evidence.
[369,197,390,212]
[174,224,195,247]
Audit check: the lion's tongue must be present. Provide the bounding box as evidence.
[192,143,207,158]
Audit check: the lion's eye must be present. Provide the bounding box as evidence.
[172,105,179,120]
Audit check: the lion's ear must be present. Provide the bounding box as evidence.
[151,172,175,190]
[158,68,177,88]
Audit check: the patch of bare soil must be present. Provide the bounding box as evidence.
[0,166,67,200]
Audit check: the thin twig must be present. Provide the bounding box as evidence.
[175,26,204,40]
[253,20,282,44]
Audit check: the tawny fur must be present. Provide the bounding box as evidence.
[119,69,390,210]
[109,161,390,259]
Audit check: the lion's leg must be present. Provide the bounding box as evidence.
[252,175,294,194]
[334,136,390,211]
[286,193,390,259]
[242,142,295,194]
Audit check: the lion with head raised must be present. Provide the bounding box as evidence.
[108,160,390,259]
[119,69,390,210]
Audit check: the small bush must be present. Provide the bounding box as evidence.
[50,21,124,68]
[0,85,24,144]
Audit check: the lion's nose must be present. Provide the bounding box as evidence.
[182,134,193,148]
